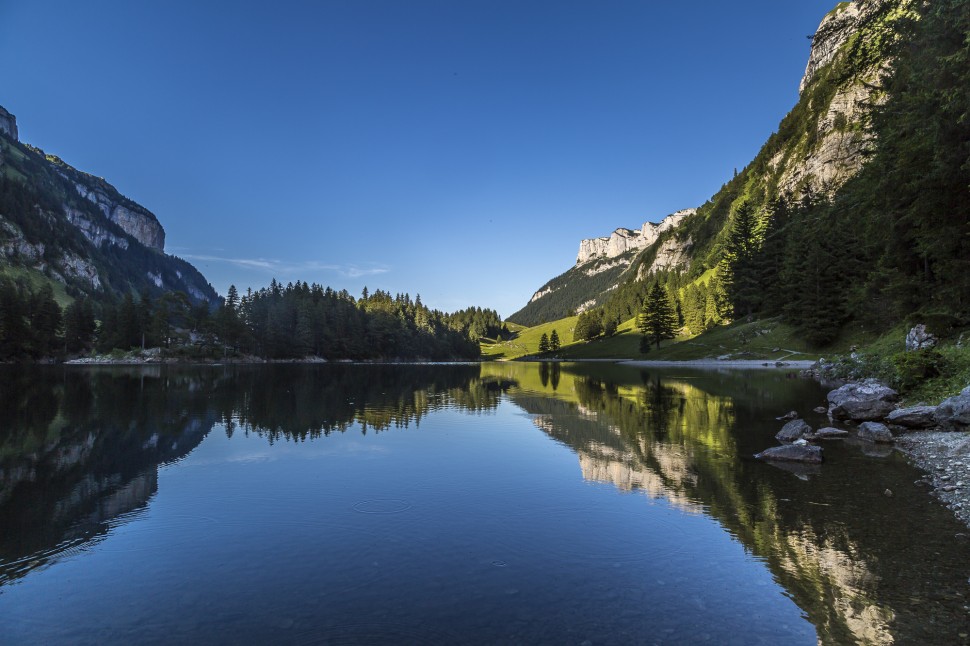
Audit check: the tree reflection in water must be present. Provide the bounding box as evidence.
[1,363,968,643]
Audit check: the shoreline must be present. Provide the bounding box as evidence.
[620,358,816,369]
[895,432,970,529]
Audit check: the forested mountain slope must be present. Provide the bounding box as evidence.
[0,105,217,304]
[513,0,969,345]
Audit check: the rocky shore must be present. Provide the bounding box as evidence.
[757,372,970,528]
[895,432,970,528]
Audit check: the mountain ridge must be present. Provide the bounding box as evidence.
[0,105,217,304]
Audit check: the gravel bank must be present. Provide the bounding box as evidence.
[895,431,970,529]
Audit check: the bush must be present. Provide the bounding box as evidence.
[891,349,946,391]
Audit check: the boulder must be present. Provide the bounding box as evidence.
[827,380,899,421]
[813,406,828,414]
[754,444,823,464]
[886,406,938,429]
[934,386,970,431]
[857,421,894,444]
[776,410,799,421]
[813,427,849,440]
[776,419,813,443]
[905,324,937,351]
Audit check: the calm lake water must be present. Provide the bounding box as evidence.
[1,363,969,644]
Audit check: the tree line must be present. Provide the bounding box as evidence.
[0,277,503,361]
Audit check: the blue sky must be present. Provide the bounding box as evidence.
[1,0,837,317]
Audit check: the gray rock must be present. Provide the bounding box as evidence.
[776,410,799,421]
[886,406,938,429]
[905,324,937,351]
[813,427,849,440]
[776,419,813,443]
[827,379,899,421]
[754,444,824,464]
[934,386,970,431]
[857,421,894,444]
[813,406,828,414]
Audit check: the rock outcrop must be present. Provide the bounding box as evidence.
[576,209,694,264]
[905,324,937,351]
[776,419,813,443]
[0,106,17,141]
[800,3,864,94]
[857,421,894,444]
[827,380,900,421]
[886,405,938,429]
[934,387,970,432]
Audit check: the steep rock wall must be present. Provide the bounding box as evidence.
[0,106,18,141]
[576,209,695,264]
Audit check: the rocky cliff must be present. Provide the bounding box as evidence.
[773,0,913,196]
[576,210,694,264]
[0,106,17,141]
[0,104,216,304]
[54,159,166,251]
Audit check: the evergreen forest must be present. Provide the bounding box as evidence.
[0,277,504,362]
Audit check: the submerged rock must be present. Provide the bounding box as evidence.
[887,406,938,429]
[776,419,813,443]
[776,410,799,421]
[934,386,970,432]
[813,427,849,440]
[754,444,824,464]
[827,380,899,421]
[857,421,894,444]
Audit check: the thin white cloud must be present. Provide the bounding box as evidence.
[181,254,389,278]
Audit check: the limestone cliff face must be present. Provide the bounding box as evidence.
[64,171,165,251]
[576,209,694,264]
[778,0,915,196]
[0,106,17,141]
[800,3,864,94]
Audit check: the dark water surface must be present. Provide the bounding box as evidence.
[1,363,969,644]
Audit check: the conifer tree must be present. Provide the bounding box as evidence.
[549,329,560,351]
[538,332,550,353]
[638,282,677,348]
[721,201,760,318]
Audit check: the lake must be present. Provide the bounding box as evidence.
[1,363,968,644]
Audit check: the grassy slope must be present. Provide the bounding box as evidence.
[484,314,884,362]
[486,313,970,405]
[0,265,72,307]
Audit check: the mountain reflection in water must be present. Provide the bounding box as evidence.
[1,363,968,644]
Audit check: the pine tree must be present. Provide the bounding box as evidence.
[721,201,760,318]
[64,298,96,353]
[538,332,550,353]
[549,329,560,351]
[638,282,677,348]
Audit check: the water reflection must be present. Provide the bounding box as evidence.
[1,363,968,644]
[487,362,970,644]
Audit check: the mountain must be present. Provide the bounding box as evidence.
[508,209,694,326]
[0,105,217,304]
[510,0,930,333]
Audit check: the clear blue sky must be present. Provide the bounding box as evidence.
[1,0,837,317]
